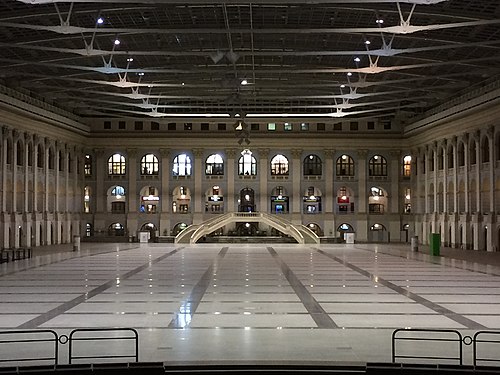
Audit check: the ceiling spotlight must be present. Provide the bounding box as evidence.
[181,82,185,86]
[97,17,104,25]
[376,19,384,24]
[365,40,371,45]
[114,39,121,45]
[354,57,361,62]
[241,79,248,85]
[347,72,352,76]
[126,57,134,62]
[340,84,346,88]
[138,72,144,76]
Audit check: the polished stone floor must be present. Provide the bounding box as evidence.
[1,243,500,366]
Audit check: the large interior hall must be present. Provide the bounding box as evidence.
[0,0,500,369]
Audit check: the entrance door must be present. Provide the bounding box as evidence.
[239,188,256,212]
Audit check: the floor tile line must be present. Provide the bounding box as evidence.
[314,248,486,330]
[267,246,338,329]
[168,247,229,329]
[16,247,183,329]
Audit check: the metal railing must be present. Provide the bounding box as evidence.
[0,328,138,366]
[393,328,500,367]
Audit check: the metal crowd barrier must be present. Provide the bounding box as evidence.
[392,328,500,367]
[0,328,138,366]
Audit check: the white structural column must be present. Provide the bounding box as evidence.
[12,131,18,214]
[24,133,30,213]
[291,149,302,222]
[433,144,438,217]
[44,138,50,213]
[1,128,8,248]
[55,143,61,214]
[442,141,448,214]
[390,150,400,214]
[127,148,137,213]
[259,148,269,213]
[487,127,495,213]
[193,148,204,222]
[357,149,368,242]
[33,137,39,213]
[159,148,170,235]
[474,134,481,214]
[452,137,458,213]
[225,148,236,213]
[424,148,429,214]
[463,134,470,213]
[323,149,334,235]
[95,149,105,213]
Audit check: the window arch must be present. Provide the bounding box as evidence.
[270,154,289,175]
[205,153,224,175]
[369,155,387,176]
[338,223,354,232]
[238,149,257,175]
[470,140,477,165]
[141,153,159,175]
[370,223,386,231]
[108,223,125,236]
[303,154,322,176]
[447,145,454,169]
[369,186,388,213]
[173,153,192,176]
[108,186,126,213]
[458,142,465,166]
[481,136,489,163]
[336,154,354,176]
[85,154,92,176]
[108,153,126,175]
[16,140,24,166]
[402,155,411,177]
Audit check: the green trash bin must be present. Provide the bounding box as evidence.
[429,233,441,256]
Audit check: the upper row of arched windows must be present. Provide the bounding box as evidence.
[88,151,402,178]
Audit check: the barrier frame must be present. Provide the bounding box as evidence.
[68,328,139,364]
[473,330,500,367]
[0,329,59,365]
[392,328,464,365]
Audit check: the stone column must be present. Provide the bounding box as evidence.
[487,127,495,213]
[323,149,335,236]
[474,132,481,214]
[193,148,204,221]
[452,137,458,213]
[259,148,269,213]
[225,148,236,213]
[463,134,470,213]
[389,150,400,214]
[127,148,138,213]
[95,149,105,213]
[291,149,302,219]
[357,149,367,213]
[159,148,171,235]
[12,130,19,213]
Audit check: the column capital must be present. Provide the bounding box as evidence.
[357,149,368,158]
[192,148,204,157]
[389,150,401,158]
[258,148,270,158]
[127,148,137,158]
[323,149,335,158]
[2,126,11,137]
[291,148,302,158]
[159,148,170,158]
[94,148,105,157]
[225,148,237,158]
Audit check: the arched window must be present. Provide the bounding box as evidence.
[370,223,386,231]
[172,222,188,236]
[27,143,33,167]
[470,140,477,165]
[458,142,465,166]
[37,144,44,168]
[16,140,24,166]
[402,155,411,177]
[58,150,64,172]
[205,154,224,175]
[85,154,92,176]
[369,186,387,213]
[303,154,322,176]
[307,223,323,236]
[270,154,289,175]
[48,148,55,169]
[84,186,91,213]
[368,155,387,176]
[86,223,93,237]
[336,154,354,176]
[438,148,444,170]
[338,223,354,232]
[481,136,489,163]
[173,153,192,176]
[238,149,257,175]
[109,186,126,213]
[108,153,126,175]
[108,223,125,236]
[447,146,454,169]
[6,139,12,165]
[429,151,435,172]
[141,153,159,175]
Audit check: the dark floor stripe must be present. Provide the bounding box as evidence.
[168,247,229,328]
[16,248,183,329]
[267,246,338,329]
[314,248,486,330]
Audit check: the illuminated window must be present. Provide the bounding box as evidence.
[303,154,322,176]
[205,154,224,175]
[336,154,354,176]
[238,149,257,175]
[173,153,192,176]
[108,153,126,175]
[403,155,411,177]
[369,155,387,176]
[141,154,159,175]
[270,154,289,175]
